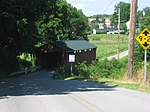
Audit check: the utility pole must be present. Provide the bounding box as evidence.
[118,8,120,59]
[128,0,138,79]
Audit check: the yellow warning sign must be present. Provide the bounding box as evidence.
[136,28,150,50]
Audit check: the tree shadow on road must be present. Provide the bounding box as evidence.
[0,71,117,99]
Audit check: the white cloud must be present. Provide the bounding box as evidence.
[89,0,96,2]
[101,5,114,14]
[79,0,87,2]
[66,0,75,3]
[85,11,95,17]
[73,3,84,9]
[67,0,96,4]
[85,10,106,17]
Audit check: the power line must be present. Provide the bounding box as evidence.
[101,0,115,14]
[101,0,130,14]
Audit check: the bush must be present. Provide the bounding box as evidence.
[19,59,32,71]
[53,62,90,79]
[96,31,107,34]
[53,58,128,80]
[18,53,36,71]
[53,67,70,79]
[88,58,127,79]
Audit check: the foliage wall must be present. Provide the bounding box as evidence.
[0,0,89,72]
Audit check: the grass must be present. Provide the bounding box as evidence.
[88,34,128,59]
[98,78,150,93]
[65,77,150,93]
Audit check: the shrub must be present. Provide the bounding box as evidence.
[53,67,70,79]
[89,58,127,79]
[19,59,32,71]
[53,58,128,80]
[96,31,107,34]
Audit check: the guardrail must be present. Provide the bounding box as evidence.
[9,66,41,77]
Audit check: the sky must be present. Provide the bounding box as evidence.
[66,0,150,17]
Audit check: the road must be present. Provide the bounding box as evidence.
[0,70,150,112]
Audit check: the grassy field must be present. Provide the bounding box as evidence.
[88,34,129,59]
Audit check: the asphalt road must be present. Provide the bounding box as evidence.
[0,70,150,112]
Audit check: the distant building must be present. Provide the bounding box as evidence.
[126,20,140,30]
[88,18,96,25]
[93,29,96,34]
[105,18,111,28]
[95,28,118,34]
[98,18,103,22]
[88,17,112,29]
[126,21,130,30]
[88,18,96,22]
[98,23,104,29]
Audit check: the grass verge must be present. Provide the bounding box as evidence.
[65,77,150,93]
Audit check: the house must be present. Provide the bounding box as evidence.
[88,18,96,22]
[88,18,96,25]
[98,23,104,29]
[126,20,140,30]
[88,17,112,29]
[95,28,118,34]
[93,29,97,34]
[98,18,103,22]
[105,18,111,28]
[36,40,97,68]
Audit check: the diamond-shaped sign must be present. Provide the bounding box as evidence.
[136,28,150,50]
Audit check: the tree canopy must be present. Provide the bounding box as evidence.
[0,0,45,70]
[0,0,89,71]
[139,7,150,30]
[111,1,130,30]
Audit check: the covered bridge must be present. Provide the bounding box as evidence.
[36,40,97,68]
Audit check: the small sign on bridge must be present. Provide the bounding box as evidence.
[69,54,75,75]
[69,54,75,62]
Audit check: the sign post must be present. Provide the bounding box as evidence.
[136,28,150,85]
[144,50,147,84]
[69,54,75,75]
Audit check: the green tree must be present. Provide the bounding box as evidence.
[137,10,143,21]
[37,0,89,42]
[140,16,150,30]
[143,7,150,16]
[90,19,99,30]
[111,1,130,29]
[0,0,47,70]
[0,0,89,72]
[68,9,89,40]
[140,7,150,30]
